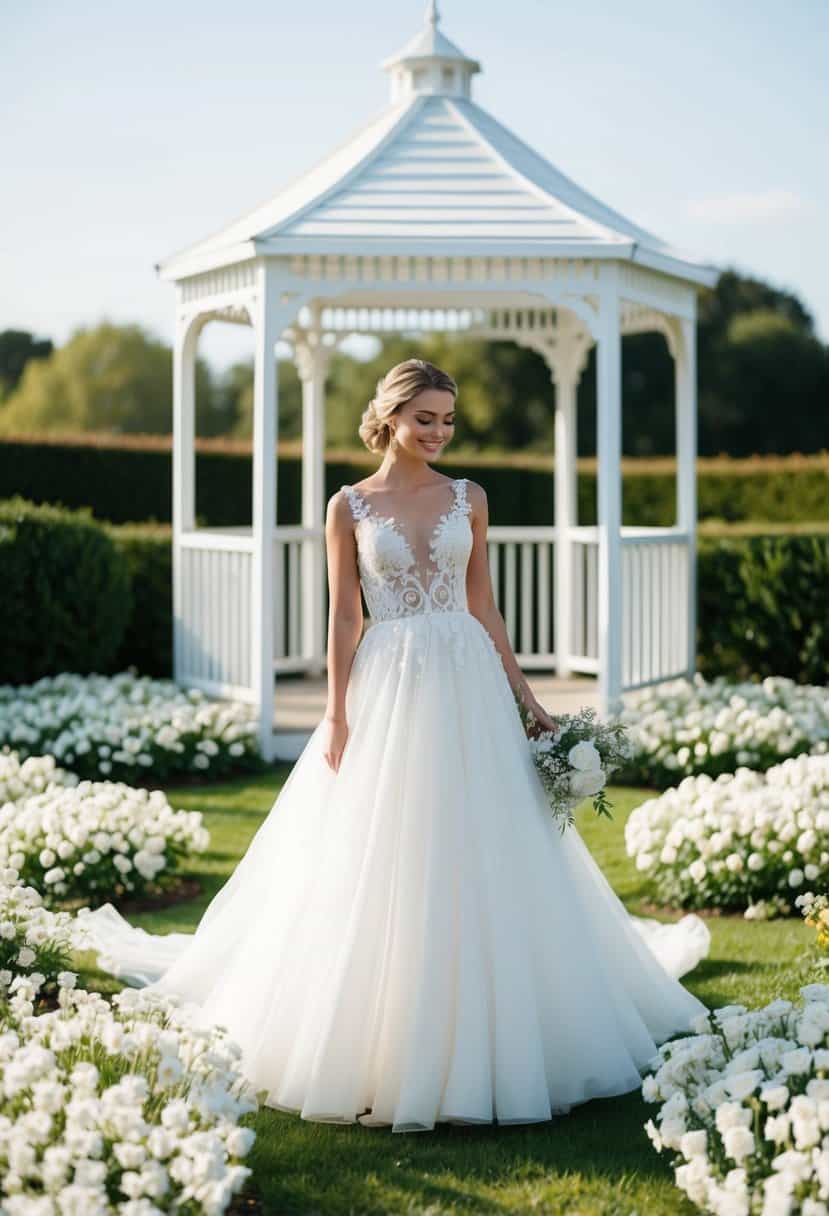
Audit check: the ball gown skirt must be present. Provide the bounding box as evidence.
[84,478,710,1132]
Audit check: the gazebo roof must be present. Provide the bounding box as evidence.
[157,5,718,288]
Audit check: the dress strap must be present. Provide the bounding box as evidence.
[453,478,471,515]
[340,484,371,523]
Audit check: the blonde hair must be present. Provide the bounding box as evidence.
[358,359,458,453]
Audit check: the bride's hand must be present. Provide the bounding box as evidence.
[323,715,349,772]
[522,696,559,737]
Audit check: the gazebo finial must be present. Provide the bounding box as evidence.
[425,0,440,27]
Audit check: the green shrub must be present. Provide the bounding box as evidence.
[0,498,131,684]
[697,533,829,683]
[108,524,172,677]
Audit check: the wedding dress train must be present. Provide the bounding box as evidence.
[85,477,710,1132]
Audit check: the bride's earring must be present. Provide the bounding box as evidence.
[390,428,398,452]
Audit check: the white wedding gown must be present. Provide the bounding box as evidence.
[85,477,710,1132]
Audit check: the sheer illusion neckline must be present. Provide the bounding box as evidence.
[343,478,467,570]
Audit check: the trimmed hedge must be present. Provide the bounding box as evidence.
[0,434,828,527]
[0,499,131,684]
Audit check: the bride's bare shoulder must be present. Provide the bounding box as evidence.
[463,479,487,502]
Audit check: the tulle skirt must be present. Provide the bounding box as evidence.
[85,609,710,1132]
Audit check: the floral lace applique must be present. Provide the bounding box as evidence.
[340,479,473,625]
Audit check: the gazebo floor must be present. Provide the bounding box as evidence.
[272,671,599,734]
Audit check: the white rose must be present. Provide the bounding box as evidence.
[761,1085,789,1112]
[782,1047,812,1075]
[568,741,602,772]
[726,1070,764,1101]
[723,1124,755,1163]
[715,1102,752,1134]
[679,1129,707,1160]
[569,769,606,799]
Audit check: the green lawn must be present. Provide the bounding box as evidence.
[78,773,813,1216]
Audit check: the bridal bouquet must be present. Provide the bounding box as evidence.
[516,699,632,831]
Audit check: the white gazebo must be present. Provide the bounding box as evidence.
[158,1,719,761]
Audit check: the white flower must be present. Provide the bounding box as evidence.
[726,1070,764,1101]
[723,1124,755,1163]
[716,1102,753,1134]
[762,1084,789,1112]
[569,768,606,798]
[568,740,602,772]
[782,1047,812,1075]
[679,1129,707,1159]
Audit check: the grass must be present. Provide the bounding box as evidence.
[78,773,814,1216]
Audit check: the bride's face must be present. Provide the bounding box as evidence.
[392,389,456,461]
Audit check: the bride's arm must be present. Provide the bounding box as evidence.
[465,481,558,733]
[323,491,364,726]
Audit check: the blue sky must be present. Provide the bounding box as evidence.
[2,0,827,371]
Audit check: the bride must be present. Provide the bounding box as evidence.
[85,357,710,1133]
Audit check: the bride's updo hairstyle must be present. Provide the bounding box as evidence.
[358,359,458,453]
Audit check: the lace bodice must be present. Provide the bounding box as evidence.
[340,478,473,623]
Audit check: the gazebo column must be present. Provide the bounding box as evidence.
[676,311,698,677]
[551,364,579,679]
[295,320,332,677]
[172,310,200,683]
[250,265,283,762]
[595,278,624,713]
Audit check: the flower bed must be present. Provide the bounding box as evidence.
[0,974,257,1213]
[0,670,263,782]
[621,675,829,787]
[642,984,829,1215]
[625,754,829,913]
[0,758,210,907]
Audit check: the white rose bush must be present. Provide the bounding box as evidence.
[516,702,632,831]
[0,670,263,782]
[620,675,829,788]
[625,754,829,913]
[0,973,258,1213]
[0,754,77,805]
[641,984,829,1216]
[0,761,210,908]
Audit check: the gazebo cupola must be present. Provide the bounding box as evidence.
[381,0,482,101]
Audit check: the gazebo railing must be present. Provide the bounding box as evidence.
[485,525,556,668]
[273,526,314,673]
[621,527,692,689]
[173,522,693,701]
[176,529,255,701]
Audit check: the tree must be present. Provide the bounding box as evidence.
[697,269,828,456]
[0,321,215,436]
[0,330,53,400]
